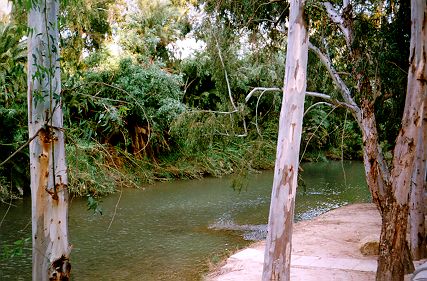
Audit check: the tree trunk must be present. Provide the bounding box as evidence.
[308,0,424,279]
[357,97,415,280]
[357,101,389,210]
[376,0,426,279]
[262,1,308,280]
[410,97,427,260]
[376,200,414,280]
[28,0,71,280]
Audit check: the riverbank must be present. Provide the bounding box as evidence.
[205,203,426,281]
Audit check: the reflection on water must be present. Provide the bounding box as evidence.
[0,161,370,280]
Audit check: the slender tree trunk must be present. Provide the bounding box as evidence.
[409,86,427,260]
[262,1,308,280]
[28,0,71,280]
[376,0,426,279]
[357,101,389,210]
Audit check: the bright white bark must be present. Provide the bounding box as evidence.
[28,0,71,279]
[323,1,353,49]
[262,0,308,280]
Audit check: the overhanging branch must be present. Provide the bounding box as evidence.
[245,87,353,109]
[308,41,360,114]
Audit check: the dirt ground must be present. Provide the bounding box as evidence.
[205,203,426,281]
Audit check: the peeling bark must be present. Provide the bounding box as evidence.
[377,201,414,280]
[262,0,308,280]
[309,1,426,279]
[376,0,426,279]
[358,102,389,209]
[410,96,427,260]
[28,0,71,279]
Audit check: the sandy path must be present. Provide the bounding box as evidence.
[205,203,425,281]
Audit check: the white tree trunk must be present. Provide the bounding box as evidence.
[28,0,71,279]
[262,1,308,280]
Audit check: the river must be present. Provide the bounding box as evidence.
[0,161,370,280]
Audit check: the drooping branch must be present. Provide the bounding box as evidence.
[246,87,353,109]
[303,101,333,116]
[245,87,354,137]
[214,36,237,111]
[214,34,248,137]
[308,41,360,114]
[245,87,281,102]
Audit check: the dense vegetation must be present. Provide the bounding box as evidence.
[0,0,409,201]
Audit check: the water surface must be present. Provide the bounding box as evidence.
[0,161,370,280]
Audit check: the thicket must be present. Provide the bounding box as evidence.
[0,0,385,201]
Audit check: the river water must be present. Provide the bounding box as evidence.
[0,161,370,280]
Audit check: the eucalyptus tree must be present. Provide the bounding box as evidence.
[28,0,71,279]
[198,0,424,279]
[410,100,427,260]
[262,1,308,279]
[407,0,427,263]
[307,1,425,279]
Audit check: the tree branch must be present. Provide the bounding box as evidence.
[303,101,333,116]
[215,36,237,110]
[323,1,353,50]
[214,35,248,137]
[306,91,354,109]
[0,128,42,167]
[246,87,353,109]
[245,87,282,102]
[308,41,360,113]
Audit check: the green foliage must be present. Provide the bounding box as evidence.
[66,140,118,196]
[201,0,289,43]
[0,237,31,259]
[0,22,28,200]
[0,23,26,103]
[2,0,400,201]
[86,195,103,215]
[64,54,185,164]
[116,0,189,62]
[59,0,113,74]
